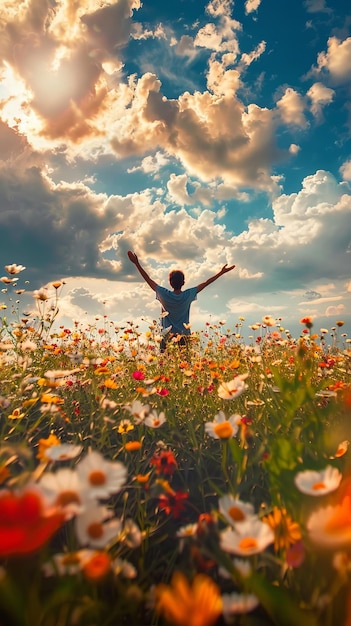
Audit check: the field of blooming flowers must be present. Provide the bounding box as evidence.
[0,265,351,626]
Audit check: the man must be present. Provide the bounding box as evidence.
[127,251,235,349]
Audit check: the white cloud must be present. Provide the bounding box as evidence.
[307,82,334,119]
[325,304,345,317]
[340,160,351,181]
[276,88,308,128]
[316,37,351,86]
[245,0,262,15]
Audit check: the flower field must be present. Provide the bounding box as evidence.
[1,270,351,626]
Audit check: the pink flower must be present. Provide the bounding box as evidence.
[132,371,145,381]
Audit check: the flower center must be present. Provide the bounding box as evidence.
[88,470,106,486]
[312,481,326,491]
[62,553,81,566]
[228,506,245,522]
[56,491,80,507]
[214,422,233,439]
[87,522,104,539]
[238,537,258,551]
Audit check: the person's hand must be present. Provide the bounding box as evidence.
[127,251,138,264]
[221,263,235,274]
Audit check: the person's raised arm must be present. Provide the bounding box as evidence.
[127,251,157,292]
[196,264,236,294]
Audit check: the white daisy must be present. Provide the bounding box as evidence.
[220,517,274,556]
[144,411,166,428]
[218,495,255,527]
[205,411,241,440]
[42,549,95,577]
[113,558,137,579]
[38,468,86,519]
[75,504,121,548]
[77,450,127,499]
[125,400,150,424]
[217,374,249,400]
[294,465,342,496]
[45,444,83,462]
[222,592,259,620]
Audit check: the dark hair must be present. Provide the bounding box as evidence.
[169,270,185,290]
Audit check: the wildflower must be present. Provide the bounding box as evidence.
[144,411,166,428]
[82,550,112,582]
[294,465,342,496]
[42,549,94,577]
[286,540,305,568]
[121,518,142,548]
[135,472,151,484]
[113,557,137,579]
[77,450,127,499]
[7,407,25,420]
[336,320,345,327]
[300,316,313,328]
[75,504,121,548]
[155,571,222,626]
[44,444,83,462]
[37,434,61,461]
[150,450,177,476]
[38,468,85,519]
[154,386,169,396]
[205,411,241,440]
[262,507,301,552]
[118,419,134,434]
[307,495,351,547]
[262,315,276,327]
[0,487,65,556]
[125,400,150,423]
[222,592,259,619]
[124,441,142,452]
[220,517,274,556]
[132,370,145,380]
[218,495,255,526]
[176,523,197,538]
[33,288,50,301]
[217,374,248,400]
[52,281,62,289]
[158,489,189,518]
[329,440,349,459]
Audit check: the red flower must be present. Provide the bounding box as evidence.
[0,488,65,556]
[158,490,188,518]
[150,451,178,476]
[132,370,145,380]
[156,387,169,396]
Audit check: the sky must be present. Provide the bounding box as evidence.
[0,0,350,341]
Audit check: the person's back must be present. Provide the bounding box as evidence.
[127,250,235,349]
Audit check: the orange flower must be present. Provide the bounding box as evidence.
[135,472,150,484]
[82,551,111,581]
[155,571,222,626]
[124,441,142,452]
[263,507,301,552]
[0,488,65,556]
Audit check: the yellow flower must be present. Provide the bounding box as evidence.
[103,378,118,389]
[118,420,134,434]
[262,507,301,552]
[155,572,222,626]
[8,408,25,420]
[37,434,61,461]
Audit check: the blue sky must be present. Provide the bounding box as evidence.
[0,0,350,341]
